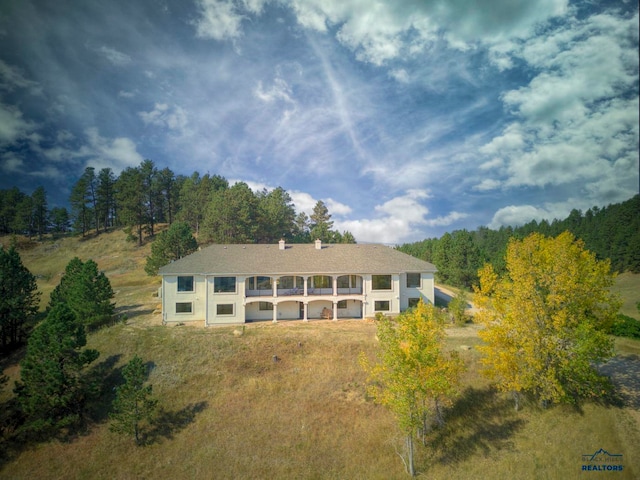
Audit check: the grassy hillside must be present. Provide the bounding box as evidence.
[0,231,639,479]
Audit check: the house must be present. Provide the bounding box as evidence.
[158,239,437,326]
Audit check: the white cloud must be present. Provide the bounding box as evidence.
[478,10,639,208]
[79,128,144,172]
[96,46,132,66]
[389,68,409,83]
[325,198,352,217]
[1,152,25,174]
[0,60,41,93]
[139,103,188,133]
[0,103,35,143]
[425,211,469,227]
[472,179,501,192]
[334,190,467,243]
[194,0,244,41]
[254,78,295,105]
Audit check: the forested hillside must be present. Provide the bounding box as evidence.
[0,160,355,245]
[399,194,640,289]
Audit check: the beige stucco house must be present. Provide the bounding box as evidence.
[158,239,437,326]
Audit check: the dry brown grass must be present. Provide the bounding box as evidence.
[1,232,639,479]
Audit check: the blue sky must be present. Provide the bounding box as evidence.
[0,0,638,244]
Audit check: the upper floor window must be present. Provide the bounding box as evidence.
[372,275,392,290]
[177,276,194,292]
[406,273,421,288]
[313,275,331,288]
[214,276,236,293]
[337,275,357,288]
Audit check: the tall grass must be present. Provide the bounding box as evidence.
[0,230,638,479]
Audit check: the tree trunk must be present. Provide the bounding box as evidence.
[406,434,415,477]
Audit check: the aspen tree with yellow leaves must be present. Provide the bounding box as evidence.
[474,231,620,409]
[360,300,464,476]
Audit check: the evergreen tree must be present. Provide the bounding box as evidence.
[292,212,311,243]
[15,303,99,435]
[140,160,160,237]
[256,187,296,243]
[309,200,333,243]
[157,167,177,225]
[145,222,198,275]
[116,166,147,245]
[70,174,92,236]
[0,187,25,234]
[203,182,258,243]
[0,245,40,352]
[31,186,48,240]
[96,167,117,231]
[50,207,70,234]
[11,195,34,237]
[49,258,115,327]
[109,355,157,445]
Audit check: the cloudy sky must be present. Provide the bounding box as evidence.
[0,0,638,244]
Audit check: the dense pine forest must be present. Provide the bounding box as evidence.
[0,160,355,246]
[1,159,637,291]
[398,194,640,289]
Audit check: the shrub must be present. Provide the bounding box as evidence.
[610,314,640,339]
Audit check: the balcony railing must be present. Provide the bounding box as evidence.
[245,287,363,297]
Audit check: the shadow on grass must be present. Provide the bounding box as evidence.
[84,354,124,423]
[115,305,156,320]
[143,401,208,445]
[427,386,526,466]
[597,354,640,409]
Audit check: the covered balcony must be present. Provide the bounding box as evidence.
[245,274,363,297]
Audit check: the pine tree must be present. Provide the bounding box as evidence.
[31,186,48,240]
[0,245,40,352]
[49,257,115,327]
[145,222,198,275]
[96,167,117,231]
[309,200,333,243]
[116,166,147,245]
[15,303,99,435]
[109,355,157,445]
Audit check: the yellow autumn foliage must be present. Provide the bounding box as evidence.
[474,231,621,406]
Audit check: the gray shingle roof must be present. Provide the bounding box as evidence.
[158,243,437,276]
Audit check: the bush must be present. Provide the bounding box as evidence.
[448,290,470,326]
[610,314,640,339]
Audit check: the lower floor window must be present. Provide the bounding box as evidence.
[259,301,273,311]
[217,303,234,315]
[374,300,390,311]
[176,302,193,314]
[408,298,420,308]
[337,300,347,309]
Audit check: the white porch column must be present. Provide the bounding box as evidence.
[332,301,338,321]
[273,276,279,298]
[272,302,278,323]
[303,302,308,322]
[303,276,308,297]
[332,276,338,296]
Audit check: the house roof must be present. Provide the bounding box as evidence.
[158,243,437,276]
